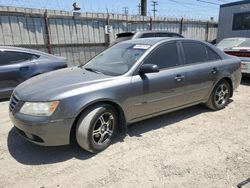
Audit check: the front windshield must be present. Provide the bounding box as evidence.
[84,43,150,76]
[216,38,247,50]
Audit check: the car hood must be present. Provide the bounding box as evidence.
[14,67,114,101]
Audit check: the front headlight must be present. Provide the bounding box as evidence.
[20,101,60,116]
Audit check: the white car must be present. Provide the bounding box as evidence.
[217,37,250,76]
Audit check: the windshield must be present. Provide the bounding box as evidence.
[84,43,150,76]
[216,38,248,50]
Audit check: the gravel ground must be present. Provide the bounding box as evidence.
[0,78,249,188]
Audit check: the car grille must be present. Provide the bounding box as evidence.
[9,94,19,112]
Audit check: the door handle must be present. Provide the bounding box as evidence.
[212,67,217,75]
[19,66,29,72]
[174,75,185,82]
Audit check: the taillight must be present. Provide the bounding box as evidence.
[225,51,250,57]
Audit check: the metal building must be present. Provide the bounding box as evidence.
[218,0,250,42]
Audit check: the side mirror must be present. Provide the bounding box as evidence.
[139,64,159,75]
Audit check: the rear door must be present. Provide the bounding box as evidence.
[0,51,37,97]
[180,41,221,104]
[129,42,188,120]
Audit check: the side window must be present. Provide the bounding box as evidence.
[182,42,208,64]
[0,52,10,66]
[157,33,182,38]
[144,42,180,69]
[206,47,221,61]
[171,34,183,38]
[156,33,170,37]
[141,33,156,38]
[0,51,38,65]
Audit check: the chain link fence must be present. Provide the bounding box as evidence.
[0,6,218,66]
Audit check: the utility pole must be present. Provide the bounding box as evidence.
[137,3,141,15]
[152,1,158,18]
[141,0,147,16]
[123,7,129,15]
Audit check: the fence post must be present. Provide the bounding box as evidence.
[105,13,110,46]
[179,17,183,35]
[44,10,52,54]
[205,21,209,42]
[149,17,152,30]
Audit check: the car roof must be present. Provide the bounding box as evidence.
[121,37,228,59]
[0,46,63,59]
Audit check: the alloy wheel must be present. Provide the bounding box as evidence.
[92,112,114,145]
[215,83,229,107]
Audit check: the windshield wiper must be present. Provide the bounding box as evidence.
[84,68,102,74]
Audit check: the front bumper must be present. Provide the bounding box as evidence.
[9,112,74,146]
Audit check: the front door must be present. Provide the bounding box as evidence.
[128,42,187,121]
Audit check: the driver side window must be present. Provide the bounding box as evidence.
[143,42,180,70]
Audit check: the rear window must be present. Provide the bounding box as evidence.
[116,32,134,38]
[113,33,135,45]
[113,36,133,44]
[239,39,250,47]
[0,51,39,65]
[217,38,248,50]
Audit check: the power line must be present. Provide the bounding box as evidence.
[159,0,220,15]
[196,0,220,6]
[157,0,220,19]
[159,0,217,9]
[152,1,158,17]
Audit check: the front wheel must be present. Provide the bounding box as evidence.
[206,80,231,111]
[76,104,117,153]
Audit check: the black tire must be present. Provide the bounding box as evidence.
[76,104,117,153]
[206,80,231,111]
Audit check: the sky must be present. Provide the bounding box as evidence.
[0,0,242,20]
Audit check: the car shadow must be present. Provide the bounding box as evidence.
[7,104,221,165]
[7,128,95,165]
[241,77,250,86]
[126,104,211,137]
[0,98,10,102]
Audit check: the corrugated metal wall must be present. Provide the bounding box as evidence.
[218,3,250,42]
[0,6,218,66]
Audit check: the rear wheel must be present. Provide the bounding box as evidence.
[206,80,231,110]
[76,104,117,153]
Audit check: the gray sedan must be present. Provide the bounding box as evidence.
[9,38,242,153]
[0,46,67,99]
